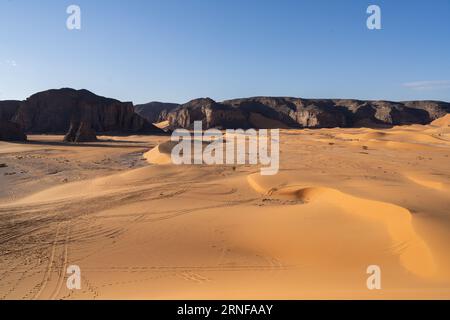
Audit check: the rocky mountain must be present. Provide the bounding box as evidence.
[10,88,164,134]
[164,97,450,129]
[134,102,179,123]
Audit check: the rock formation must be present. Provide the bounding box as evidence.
[134,102,179,123]
[164,97,450,129]
[0,101,21,122]
[63,122,98,143]
[167,98,249,129]
[0,120,27,141]
[12,88,164,134]
[0,101,27,141]
[1,89,449,134]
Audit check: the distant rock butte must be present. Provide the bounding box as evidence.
[1,90,449,139]
[163,97,449,129]
[10,88,164,134]
[135,102,180,124]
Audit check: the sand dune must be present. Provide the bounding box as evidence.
[153,120,170,131]
[405,173,449,192]
[1,121,450,299]
[144,143,172,165]
[431,114,450,127]
[247,174,436,278]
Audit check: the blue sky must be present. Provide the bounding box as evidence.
[1,0,449,104]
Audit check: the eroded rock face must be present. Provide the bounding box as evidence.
[0,101,21,122]
[167,98,249,130]
[2,90,449,133]
[63,122,97,143]
[134,102,180,123]
[0,120,27,141]
[402,101,449,120]
[165,97,450,129]
[0,101,27,141]
[13,88,164,134]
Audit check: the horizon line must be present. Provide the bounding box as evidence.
[1,87,449,106]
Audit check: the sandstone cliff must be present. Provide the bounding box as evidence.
[0,101,27,141]
[0,100,21,122]
[164,97,450,129]
[0,120,27,141]
[12,88,164,134]
[134,102,180,123]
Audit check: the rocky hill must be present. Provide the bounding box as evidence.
[164,97,450,129]
[9,88,163,134]
[135,102,179,123]
[2,90,449,139]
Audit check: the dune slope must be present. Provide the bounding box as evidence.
[0,121,449,299]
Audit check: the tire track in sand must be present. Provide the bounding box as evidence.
[49,224,71,300]
[33,223,61,300]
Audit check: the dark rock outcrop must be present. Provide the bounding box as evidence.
[63,122,97,143]
[0,120,27,141]
[2,89,449,133]
[13,88,164,134]
[0,100,21,122]
[0,101,27,141]
[165,97,450,129]
[402,101,449,120]
[167,98,249,130]
[134,102,179,123]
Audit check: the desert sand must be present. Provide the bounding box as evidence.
[0,118,449,299]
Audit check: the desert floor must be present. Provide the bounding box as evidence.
[0,119,449,299]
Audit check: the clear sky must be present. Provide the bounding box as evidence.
[1,0,449,104]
